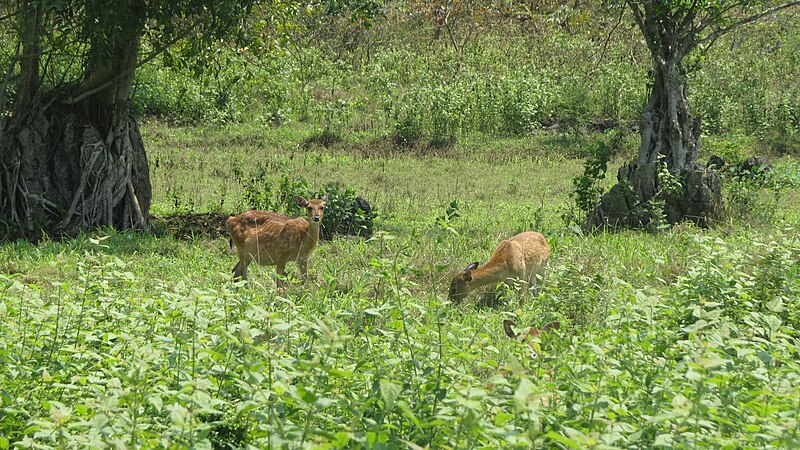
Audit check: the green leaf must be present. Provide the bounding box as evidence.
[396,400,421,427]
[495,412,515,426]
[654,433,673,446]
[765,297,783,312]
[544,431,581,449]
[514,377,536,407]
[399,439,427,450]
[333,431,351,447]
[148,394,163,412]
[380,379,402,411]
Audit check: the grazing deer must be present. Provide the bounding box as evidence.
[449,231,550,303]
[226,194,327,283]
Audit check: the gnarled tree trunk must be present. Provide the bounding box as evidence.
[1,102,151,240]
[0,5,150,240]
[585,59,722,232]
[584,2,725,232]
[2,104,152,237]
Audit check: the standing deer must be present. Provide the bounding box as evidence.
[226,194,327,283]
[449,231,550,302]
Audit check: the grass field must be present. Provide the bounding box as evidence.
[1,122,799,448]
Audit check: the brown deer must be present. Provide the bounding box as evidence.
[449,231,550,302]
[226,194,327,283]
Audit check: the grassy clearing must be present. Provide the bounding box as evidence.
[1,123,800,448]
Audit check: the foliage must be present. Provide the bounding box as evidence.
[723,158,800,223]
[434,200,461,235]
[691,10,800,141]
[121,2,800,154]
[303,184,377,240]
[566,136,613,226]
[2,121,800,447]
[1,213,798,448]
[233,165,376,240]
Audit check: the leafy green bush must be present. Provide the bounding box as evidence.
[303,185,377,240]
[564,133,617,226]
[392,112,424,147]
[128,10,798,154]
[233,169,376,240]
[237,165,277,212]
[722,159,800,225]
[132,49,296,125]
[388,82,467,149]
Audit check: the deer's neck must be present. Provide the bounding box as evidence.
[302,220,322,249]
[469,263,508,290]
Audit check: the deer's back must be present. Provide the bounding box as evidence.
[227,210,289,236]
[489,231,550,277]
[227,210,311,264]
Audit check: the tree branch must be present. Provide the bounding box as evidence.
[592,3,626,74]
[626,1,647,38]
[675,0,700,39]
[697,1,800,47]
[64,27,193,105]
[627,1,661,63]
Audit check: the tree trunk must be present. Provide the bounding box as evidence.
[585,59,722,232]
[0,101,151,240]
[0,20,150,240]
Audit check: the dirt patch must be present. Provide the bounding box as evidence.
[151,213,230,241]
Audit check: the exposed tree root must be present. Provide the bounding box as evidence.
[0,104,151,240]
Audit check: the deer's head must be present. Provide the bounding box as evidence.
[295,194,328,223]
[449,262,479,302]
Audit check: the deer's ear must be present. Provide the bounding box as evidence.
[464,262,480,271]
[542,321,560,332]
[502,319,517,339]
[295,196,308,208]
[463,270,473,282]
[321,193,329,202]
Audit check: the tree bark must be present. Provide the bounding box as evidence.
[635,60,700,173]
[0,100,151,240]
[0,7,151,240]
[585,57,722,232]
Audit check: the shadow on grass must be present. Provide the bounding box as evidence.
[150,213,229,241]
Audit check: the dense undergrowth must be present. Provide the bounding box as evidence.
[1,210,798,448]
[2,122,800,448]
[2,2,800,448]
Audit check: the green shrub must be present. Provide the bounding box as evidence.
[304,185,377,240]
[392,112,424,147]
[237,165,277,212]
[564,133,615,226]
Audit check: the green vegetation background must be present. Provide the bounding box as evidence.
[1,4,800,449]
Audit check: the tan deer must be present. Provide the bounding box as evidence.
[499,319,561,406]
[448,231,550,302]
[226,194,327,283]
